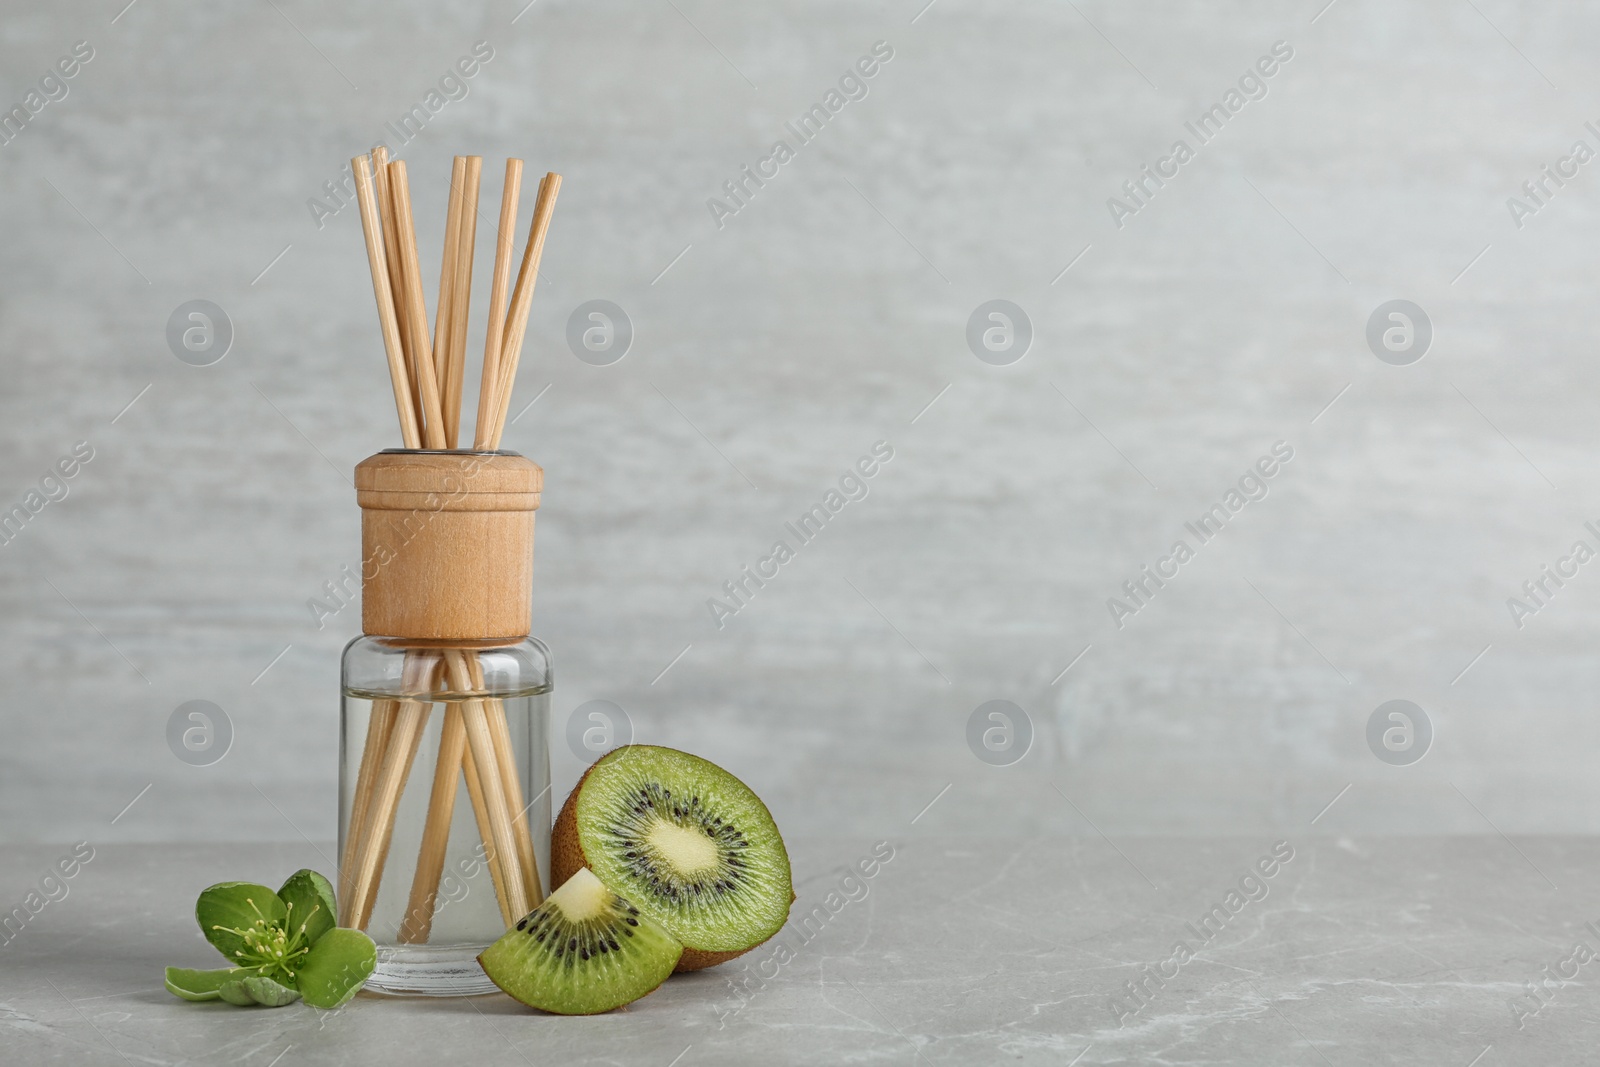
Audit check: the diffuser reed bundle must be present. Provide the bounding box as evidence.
[341,147,561,942]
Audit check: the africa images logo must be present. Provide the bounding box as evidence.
[705,41,895,230]
[1105,40,1294,229]
[1106,442,1294,629]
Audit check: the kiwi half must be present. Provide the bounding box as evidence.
[552,745,793,971]
[478,867,682,1015]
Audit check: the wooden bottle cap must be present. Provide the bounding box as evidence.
[355,450,542,641]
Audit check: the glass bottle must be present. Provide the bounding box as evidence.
[339,449,550,995]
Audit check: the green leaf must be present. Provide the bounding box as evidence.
[215,975,300,1007]
[296,928,377,1009]
[164,966,249,1002]
[216,980,258,1006]
[196,882,286,965]
[276,870,336,946]
[239,975,301,1007]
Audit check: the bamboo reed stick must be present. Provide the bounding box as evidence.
[343,148,415,929]
[351,154,420,450]
[347,706,395,847]
[338,700,396,924]
[461,733,515,926]
[397,142,492,913]
[346,653,438,931]
[487,173,561,448]
[350,156,431,929]
[457,172,557,914]
[341,162,450,934]
[400,645,536,941]
[370,147,422,441]
[473,159,523,451]
[388,161,449,449]
[433,156,466,447]
[445,651,529,920]
[446,156,481,449]
[468,654,542,906]
[362,692,432,934]
[487,697,541,904]
[397,646,528,940]
[395,704,468,944]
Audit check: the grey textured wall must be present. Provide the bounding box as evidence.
[3,0,1595,845]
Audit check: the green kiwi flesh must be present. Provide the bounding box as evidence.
[478,868,681,1015]
[558,745,793,959]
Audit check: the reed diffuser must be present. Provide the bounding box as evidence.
[339,147,562,995]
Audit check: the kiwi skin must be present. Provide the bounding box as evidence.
[551,748,796,973]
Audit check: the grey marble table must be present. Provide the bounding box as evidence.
[3,837,1596,1065]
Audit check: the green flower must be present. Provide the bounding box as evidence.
[164,869,376,1009]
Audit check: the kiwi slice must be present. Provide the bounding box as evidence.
[478,868,681,1015]
[552,745,793,971]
